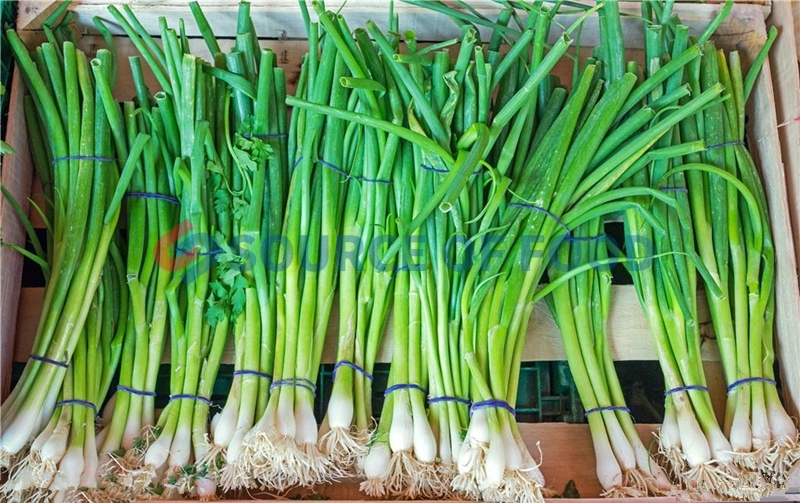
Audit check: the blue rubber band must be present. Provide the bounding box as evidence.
[52,155,116,165]
[270,378,317,395]
[421,164,448,174]
[727,377,777,394]
[117,385,156,397]
[292,156,304,169]
[356,176,392,185]
[384,383,428,397]
[170,394,213,406]
[706,141,745,150]
[508,202,570,234]
[233,369,274,380]
[29,354,69,369]
[664,385,708,396]
[126,192,180,205]
[660,186,689,193]
[470,399,516,417]
[332,360,374,382]
[56,399,97,415]
[420,164,482,176]
[428,396,471,406]
[584,405,631,417]
[317,159,349,177]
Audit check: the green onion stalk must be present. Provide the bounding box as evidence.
[677,34,798,490]
[593,1,759,498]
[95,54,179,484]
[0,32,143,473]
[2,255,126,503]
[359,142,441,499]
[310,6,402,476]
[232,23,350,492]
[411,35,491,496]
[142,66,228,499]
[547,222,671,497]
[102,6,235,496]
[181,3,290,491]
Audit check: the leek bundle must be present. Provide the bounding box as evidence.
[1,32,143,476]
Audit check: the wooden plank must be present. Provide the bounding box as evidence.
[0,70,34,399]
[15,0,62,33]
[18,1,770,44]
[12,286,721,365]
[794,0,800,61]
[134,423,665,501]
[768,2,800,288]
[740,12,800,420]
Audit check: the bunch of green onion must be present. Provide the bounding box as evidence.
[667,20,798,494]
[1,27,145,500]
[1,1,796,502]
[313,5,403,477]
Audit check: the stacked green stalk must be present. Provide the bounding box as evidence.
[1,29,144,483]
[183,3,290,492]
[309,5,402,476]
[228,15,351,492]
[672,27,798,492]
[95,52,180,485]
[547,223,671,497]
[2,256,126,503]
[99,7,233,496]
[600,1,763,498]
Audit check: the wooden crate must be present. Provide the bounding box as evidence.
[1,1,798,501]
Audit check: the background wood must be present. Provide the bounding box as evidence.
[0,70,33,399]
[11,284,721,365]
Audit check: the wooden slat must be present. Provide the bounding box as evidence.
[740,10,800,420]
[12,286,721,365]
[0,70,34,399]
[140,423,666,501]
[18,1,770,45]
[768,2,800,296]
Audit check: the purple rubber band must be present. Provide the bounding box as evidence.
[660,186,689,193]
[52,155,116,165]
[584,405,631,417]
[233,369,274,380]
[727,377,777,394]
[664,385,708,396]
[317,159,349,177]
[384,383,428,397]
[56,399,97,415]
[29,354,68,369]
[705,141,745,150]
[470,399,516,417]
[420,164,482,176]
[170,394,213,406]
[270,378,317,394]
[117,385,156,397]
[332,360,374,381]
[174,246,223,257]
[356,176,392,185]
[508,202,570,234]
[428,396,471,406]
[126,192,180,205]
